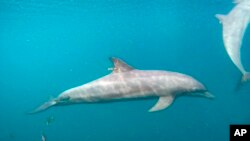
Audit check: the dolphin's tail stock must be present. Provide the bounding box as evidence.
[28,99,57,114]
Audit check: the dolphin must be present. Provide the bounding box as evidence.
[30,57,214,114]
[215,0,250,83]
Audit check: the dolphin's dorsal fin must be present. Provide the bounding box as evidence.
[149,95,174,112]
[110,57,134,73]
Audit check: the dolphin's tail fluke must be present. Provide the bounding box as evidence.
[28,99,57,114]
[242,72,250,83]
[236,72,250,90]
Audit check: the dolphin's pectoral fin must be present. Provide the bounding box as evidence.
[149,95,174,112]
[110,57,134,73]
[215,14,227,24]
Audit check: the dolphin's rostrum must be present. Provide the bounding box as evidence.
[30,57,214,114]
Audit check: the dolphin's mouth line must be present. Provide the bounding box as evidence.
[186,91,214,99]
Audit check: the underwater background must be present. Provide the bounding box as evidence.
[0,0,250,141]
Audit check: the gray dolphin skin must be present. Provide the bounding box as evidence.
[216,0,250,83]
[30,57,214,114]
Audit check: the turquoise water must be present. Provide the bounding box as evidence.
[0,0,250,141]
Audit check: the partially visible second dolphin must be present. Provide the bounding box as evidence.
[216,0,250,83]
[30,57,214,114]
